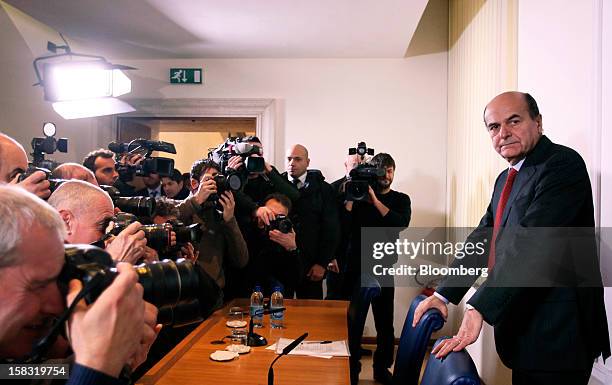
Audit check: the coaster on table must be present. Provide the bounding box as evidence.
[226,344,251,354]
[210,350,239,361]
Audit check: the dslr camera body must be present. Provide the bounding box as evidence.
[108,138,176,181]
[264,214,293,234]
[18,166,68,197]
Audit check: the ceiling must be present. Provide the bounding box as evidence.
[5,0,429,59]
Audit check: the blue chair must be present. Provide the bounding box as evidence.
[392,294,445,385]
[420,338,480,385]
[348,274,381,385]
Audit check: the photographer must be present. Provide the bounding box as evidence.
[83,149,138,196]
[48,180,158,264]
[151,197,199,262]
[161,169,190,200]
[0,133,51,199]
[342,153,411,385]
[229,136,299,206]
[52,163,99,186]
[238,193,303,298]
[283,144,340,299]
[176,158,248,293]
[0,185,158,383]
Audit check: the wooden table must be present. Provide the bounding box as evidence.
[138,299,350,385]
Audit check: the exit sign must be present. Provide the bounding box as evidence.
[170,68,202,84]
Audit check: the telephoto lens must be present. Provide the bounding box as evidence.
[59,244,220,327]
[100,184,156,217]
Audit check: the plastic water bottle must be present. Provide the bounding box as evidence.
[270,286,284,329]
[250,285,264,328]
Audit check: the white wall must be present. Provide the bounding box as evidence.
[517,1,612,383]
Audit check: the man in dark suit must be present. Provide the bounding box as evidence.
[283,144,340,299]
[413,91,610,385]
[135,172,165,198]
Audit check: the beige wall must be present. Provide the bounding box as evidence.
[517,1,611,383]
[447,0,517,384]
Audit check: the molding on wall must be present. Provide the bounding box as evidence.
[108,98,278,164]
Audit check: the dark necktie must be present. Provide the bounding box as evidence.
[488,168,518,270]
[150,190,158,198]
[292,178,300,189]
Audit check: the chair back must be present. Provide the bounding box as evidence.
[420,337,480,385]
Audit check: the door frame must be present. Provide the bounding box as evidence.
[108,98,278,165]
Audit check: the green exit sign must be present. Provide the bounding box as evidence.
[169,68,202,84]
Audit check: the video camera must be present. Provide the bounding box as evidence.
[208,137,265,192]
[345,164,385,201]
[108,138,176,180]
[30,122,68,170]
[100,185,156,217]
[345,142,384,201]
[59,244,217,327]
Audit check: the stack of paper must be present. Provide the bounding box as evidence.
[266,338,350,359]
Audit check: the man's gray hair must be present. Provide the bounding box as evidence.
[0,185,66,268]
[48,180,112,215]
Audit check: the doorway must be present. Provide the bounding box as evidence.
[117,116,256,175]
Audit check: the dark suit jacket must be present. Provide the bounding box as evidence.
[282,170,340,271]
[437,135,610,371]
[134,186,166,198]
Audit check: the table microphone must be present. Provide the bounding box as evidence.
[247,307,286,347]
[268,332,308,385]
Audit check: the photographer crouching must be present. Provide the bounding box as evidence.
[0,185,158,383]
[239,193,303,298]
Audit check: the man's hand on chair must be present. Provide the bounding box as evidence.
[432,307,483,359]
[412,295,448,327]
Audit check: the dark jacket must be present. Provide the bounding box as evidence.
[243,166,300,206]
[437,135,610,370]
[282,170,340,271]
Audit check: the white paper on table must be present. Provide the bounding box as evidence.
[272,338,350,358]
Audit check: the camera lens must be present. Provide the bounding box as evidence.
[174,223,202,245]
[135,258,200,308]
[114,196,156,217]
[141,223,172,251]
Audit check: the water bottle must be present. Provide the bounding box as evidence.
[250,285,264,328]
[270,286,284,329]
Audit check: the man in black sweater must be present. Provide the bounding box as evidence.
[342,152,411,385]
[283,144,340,299]
[240,193,304,298]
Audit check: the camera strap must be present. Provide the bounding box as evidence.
[20,273,107,364]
